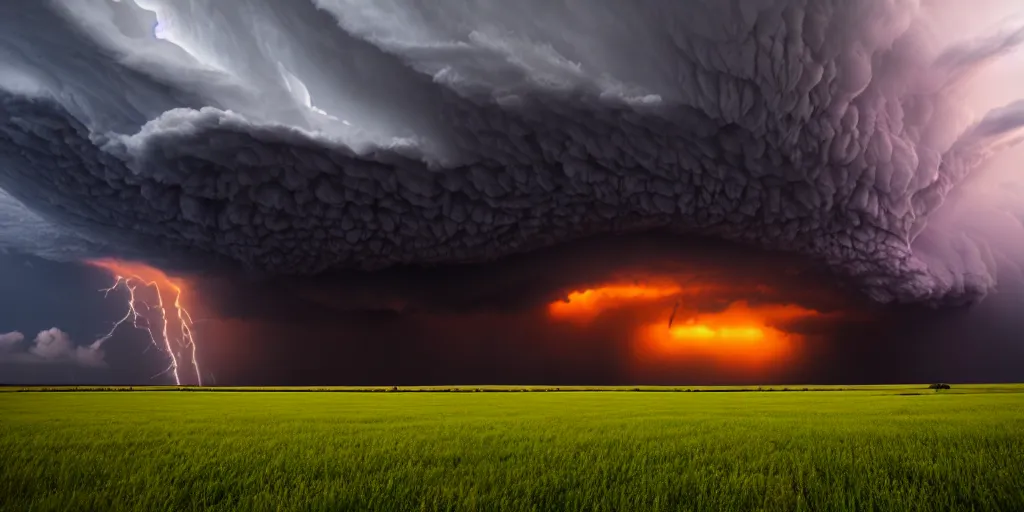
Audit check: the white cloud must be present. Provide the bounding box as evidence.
[0,328,106,367]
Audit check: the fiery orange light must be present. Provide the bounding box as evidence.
[548,283,683,323]
[87,259,203,386]
[548,281,823,370]
[635,301,819,368]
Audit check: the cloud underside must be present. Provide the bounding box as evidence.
[2,0,1024,305]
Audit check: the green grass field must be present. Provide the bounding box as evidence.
[2,386,1023,511]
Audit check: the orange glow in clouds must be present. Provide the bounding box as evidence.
[548,283,682,322]
[636,302,819,368]
[87,259,203,385]
[89,259,187,289]
[548,282,823,370]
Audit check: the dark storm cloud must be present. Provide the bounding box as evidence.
[2,237,1019,386]
[3,0,1024,310]
[187,233,854,324]
[0,190,102,261]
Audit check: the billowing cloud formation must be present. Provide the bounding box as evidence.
[0,328,106,367]
[0,331,24,350]
[2,0,1024,306]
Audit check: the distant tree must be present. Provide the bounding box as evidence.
[928,383,951,390]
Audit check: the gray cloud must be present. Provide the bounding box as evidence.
[0,328,106,367]
[0,190,105,261]
[2,0,1024,306]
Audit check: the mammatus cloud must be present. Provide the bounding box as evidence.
[2,0,1024,305]
[0,328,106,367]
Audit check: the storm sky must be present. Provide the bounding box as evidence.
[2,0,1024,385]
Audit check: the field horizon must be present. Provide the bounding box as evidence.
[3,385,1023,511]
[4,383,1022,391]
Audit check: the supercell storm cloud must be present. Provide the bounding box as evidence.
[3,0,1024,307]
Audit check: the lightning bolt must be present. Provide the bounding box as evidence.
[98,274,201,386]
[98,277,159,350]
[173,284,202,386]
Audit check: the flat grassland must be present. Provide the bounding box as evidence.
[2,385,1023,512]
